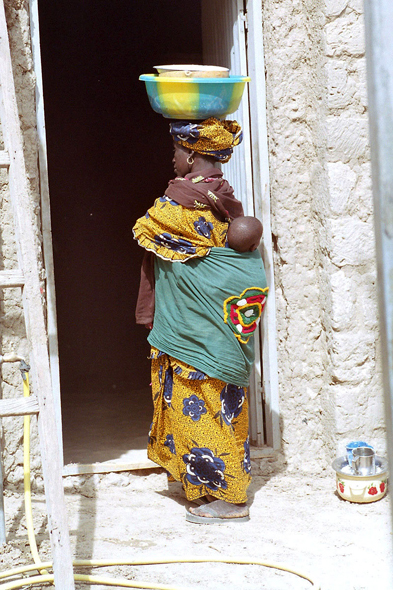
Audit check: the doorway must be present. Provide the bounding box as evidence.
[38,1,204,465]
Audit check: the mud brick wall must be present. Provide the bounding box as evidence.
[261,0,384,473]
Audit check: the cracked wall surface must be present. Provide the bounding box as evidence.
[262,0,384,473]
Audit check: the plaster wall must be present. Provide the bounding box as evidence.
[0,0,386,485]
[261,0,384,473]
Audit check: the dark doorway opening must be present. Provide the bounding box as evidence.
[39,1,203,464]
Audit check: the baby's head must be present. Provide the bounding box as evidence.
[227,216,263,252]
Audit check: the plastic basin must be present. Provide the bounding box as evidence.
[139,74,250,120]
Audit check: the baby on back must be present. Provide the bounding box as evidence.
[227,216,263,252]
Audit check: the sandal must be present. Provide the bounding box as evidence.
[191,496,211,507]
[185,500,250,524]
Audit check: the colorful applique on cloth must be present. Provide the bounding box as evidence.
[223,287,269,344]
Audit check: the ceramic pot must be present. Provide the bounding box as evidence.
[332,455,388,503]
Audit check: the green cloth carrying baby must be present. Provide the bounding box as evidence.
[148,247,268,387]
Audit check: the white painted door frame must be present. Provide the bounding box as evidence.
[202,0,280,449]
[30,0,280,476]
[246,0,280,449]
[29,0,63,461]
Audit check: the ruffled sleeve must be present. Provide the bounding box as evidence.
[133,196,228,262]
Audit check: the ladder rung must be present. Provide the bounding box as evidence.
[0,270,25,287]
[0,396,39,417]
[0,150,10,167]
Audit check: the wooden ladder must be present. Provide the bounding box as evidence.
[0,1,75,587]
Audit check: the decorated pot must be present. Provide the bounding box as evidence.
[332,455,388,503]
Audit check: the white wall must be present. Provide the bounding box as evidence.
[261,0,384,473]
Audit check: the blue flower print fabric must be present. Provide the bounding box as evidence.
[219,384,246,426]
[159,196,179,206]
[243,436,251,474]
[194,216,214,239]
[154,233,196,255]
[163,366,174,407]
[182,394,207,422]
[148,348,251,504]
[164,434,176,455]
[183,447,228,491]
[187,369,206,381]
[133,195,229,262]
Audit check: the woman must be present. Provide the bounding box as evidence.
[133,117,268,523]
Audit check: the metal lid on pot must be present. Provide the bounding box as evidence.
[332,455,389,478]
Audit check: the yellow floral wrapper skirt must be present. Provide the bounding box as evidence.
[148,347,252,504]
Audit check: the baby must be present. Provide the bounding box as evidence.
[227,216,263,252]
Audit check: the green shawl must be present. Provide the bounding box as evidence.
[148,247,268,386]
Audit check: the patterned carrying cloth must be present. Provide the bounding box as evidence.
[132,167,244,325]
[132,167,244,263]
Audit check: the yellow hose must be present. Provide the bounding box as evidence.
[0,558,320,590]
[0,366,321,590]
[22,372,49,577]
[1,579,197,590]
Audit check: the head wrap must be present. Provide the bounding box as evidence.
[170,117,242,163]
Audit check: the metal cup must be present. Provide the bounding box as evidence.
[346,440,372,467]
[352,446,376,476]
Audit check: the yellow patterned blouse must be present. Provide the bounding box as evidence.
[133,195,229,261]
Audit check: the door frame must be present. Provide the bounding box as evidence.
[29,0,63,462]
[29,0,280,476]
[246,0,280,450]
[202,0,281,450]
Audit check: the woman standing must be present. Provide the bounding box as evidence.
[133,118,268,523]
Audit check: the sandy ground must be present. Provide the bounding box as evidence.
[1,468,392,590]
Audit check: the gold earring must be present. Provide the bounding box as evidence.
[187,154,194,165]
